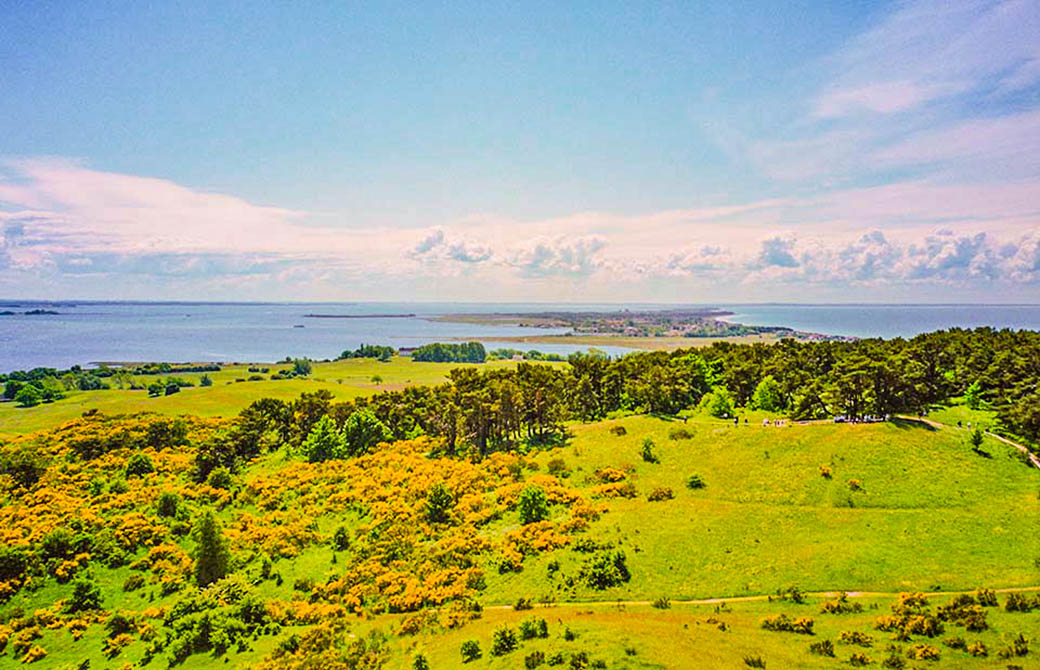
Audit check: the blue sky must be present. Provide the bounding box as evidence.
[1,0,1038,301]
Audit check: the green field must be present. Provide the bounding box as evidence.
[0,357,540,437]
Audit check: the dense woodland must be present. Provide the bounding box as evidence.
[193,328,1040,478]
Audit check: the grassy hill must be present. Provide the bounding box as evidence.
[0,406,1036,669]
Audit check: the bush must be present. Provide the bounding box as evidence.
[808,640,834,656]
[839,630,873,646]
[881,655,906,669]
[646,487,674,501]
[122,574,146,592]
[206,467,233,490]
[997,633,1029,659]
[519,617,548,639]
[906,643,940,660]
[760,614,814,634]
[668,427,694,440]
[974,588,997,607]
[1005,592,1036,612]
[966,641,987,656]
[547,458,569,476]
[742,656,765,668]
[578,551,630,590]
[65,577,103,613]
[125,452,155,476]
[200,374,213,387]
[514,597,533,611]
[0,445,48,489]
[105,612,135,637]
[108,477,128,494]
[518,485,550,524]
[460,639,481,662]
[412,653,430,670]
[157,491,180,518]
[609,425,627,436]
[491,625,519,656]
[640,438,659,463]
[525,651,546,668]
[849,652,871,666]
[331,526,351,551]
[0,545,29,584]
[651,596,670,609]
[820,592,862,614]
[686,474,706,489]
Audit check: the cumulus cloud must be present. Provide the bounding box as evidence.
[508,236,607,277]
[756,236,800,268]
[665,245,735,276]
[408,227,493,266]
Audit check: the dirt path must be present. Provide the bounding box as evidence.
[486,585,1040,610]
[897,414,1040,470]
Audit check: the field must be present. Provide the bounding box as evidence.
[0,357,540,437]
[1,402,1036,669]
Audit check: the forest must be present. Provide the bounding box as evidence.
[202,328,1040,471]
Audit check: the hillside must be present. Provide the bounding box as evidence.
[1,408,1036,669]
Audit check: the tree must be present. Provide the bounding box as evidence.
[751,375,785,412]
[517,485,549,524]
[14,384,42,407]
[969,428,984,452]
[65,577,103,612]
[424,482,454,524]
[702,388,735,418]
[342,409,392,457]
[200,374,214,387]
[194,511,231,586]
[299,415,345,462]
[964,380,983,410]
[292,359,312,376]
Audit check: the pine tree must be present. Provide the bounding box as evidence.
[425,482,455,523]
[300,415,345,462]
[194,511,231,586]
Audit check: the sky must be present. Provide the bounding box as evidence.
[1,0,1039,303]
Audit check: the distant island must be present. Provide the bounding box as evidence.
[435,308,848,341]
[0,309,61,315]
[303,313,416,319]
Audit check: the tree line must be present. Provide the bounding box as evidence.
[202,327,1039,474]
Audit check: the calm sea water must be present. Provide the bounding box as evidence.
[1,301,1038,373]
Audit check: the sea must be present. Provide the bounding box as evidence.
[1,301,1039,373]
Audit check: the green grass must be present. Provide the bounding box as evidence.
[381,594,1040,669]
[0,357,544,437]
[484,416,1039,604]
